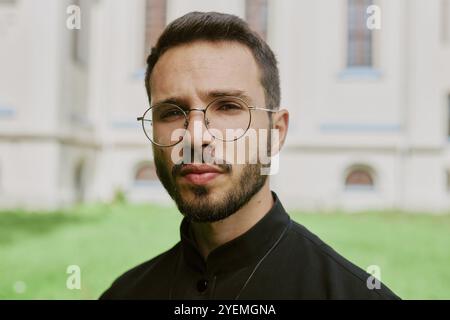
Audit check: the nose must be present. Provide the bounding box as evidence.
[184,109,214,163]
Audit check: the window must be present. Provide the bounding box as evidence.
[72,0,90,65]
[347,0,373,67]
[345,166,375,190]
[245,0,268,40]
[0,0,17,37]
[144,0,167,60]
[135,161,158,184]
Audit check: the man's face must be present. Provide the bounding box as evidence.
[150,40,272,222]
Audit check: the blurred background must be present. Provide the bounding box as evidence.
[0,0,449,299]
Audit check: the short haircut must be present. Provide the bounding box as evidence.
[145,11,280,110]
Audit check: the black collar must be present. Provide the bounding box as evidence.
[179,191,291,275]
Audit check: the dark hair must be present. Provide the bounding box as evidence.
[145,11,280,110]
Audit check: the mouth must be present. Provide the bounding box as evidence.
[179,164,225,185]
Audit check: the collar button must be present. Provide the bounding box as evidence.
[196,279,208,293]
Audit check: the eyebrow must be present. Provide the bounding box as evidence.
[153,89,253,107]
[206,90,253,103]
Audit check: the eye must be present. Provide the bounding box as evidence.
[163,109,183,117]
[156,107,185,121]
[216,102,244,112]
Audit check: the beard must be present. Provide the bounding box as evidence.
[153,153,268,223]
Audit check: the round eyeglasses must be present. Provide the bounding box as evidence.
[137,96,276,147]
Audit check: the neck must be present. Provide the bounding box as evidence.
[190,182,274,260]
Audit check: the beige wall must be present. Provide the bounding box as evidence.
[0,0,449,211]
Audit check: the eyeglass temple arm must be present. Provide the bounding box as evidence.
[248,106,278,113]
[137,117,153,126]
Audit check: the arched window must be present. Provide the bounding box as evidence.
[246,0,268,40]
[134,161,158,184]
[347,0,373,67]
[344,165,375,190]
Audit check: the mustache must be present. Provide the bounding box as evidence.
[172,161,232,178]
[170,145,232,178]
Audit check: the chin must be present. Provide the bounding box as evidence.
[185,184,225,200]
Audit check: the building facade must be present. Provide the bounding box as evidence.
[0,0,449,212]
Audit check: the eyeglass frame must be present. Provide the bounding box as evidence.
[137,95,277,147]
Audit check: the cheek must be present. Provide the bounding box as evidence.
[227,164,242,184]
[153,147,175,171]
[214,138,262,165]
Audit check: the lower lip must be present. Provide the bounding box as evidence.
[183,172,221,185]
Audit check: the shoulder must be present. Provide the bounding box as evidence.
[285,220,400,299]
[99,242,181,299]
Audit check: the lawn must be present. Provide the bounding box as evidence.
[0,202,449,299]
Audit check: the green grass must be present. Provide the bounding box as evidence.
[0,203,449,299]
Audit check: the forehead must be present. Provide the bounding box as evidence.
[149,41,264,104]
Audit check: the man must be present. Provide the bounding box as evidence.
[100,11,399,300]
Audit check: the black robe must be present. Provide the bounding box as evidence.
[100,192,400,300]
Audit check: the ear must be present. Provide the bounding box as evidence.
[270,109,289,156]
